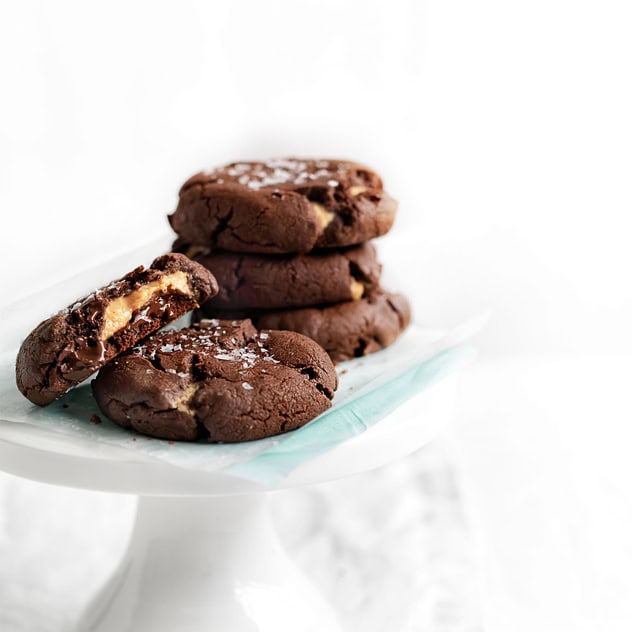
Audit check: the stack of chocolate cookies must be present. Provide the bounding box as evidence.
[169,158,411,362]
[15,157,412,443]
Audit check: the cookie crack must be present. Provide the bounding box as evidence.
[298,365,334,400]
[207,204,235,248]
[233,255,247,291]
[106,394,208,441]
[230,207,281,249]
[354,338,368,357]
[195,419,210,441]
[348,260,370,284]
[230,206,292,250]
[106,396,179,416]
[204,196,281,250]
[226,232,278,249]
[386,298,406,330]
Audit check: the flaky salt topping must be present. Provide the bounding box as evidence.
[206,158,346,190]
[132,325,279,368]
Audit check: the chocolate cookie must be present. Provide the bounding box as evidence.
[92,319,337,442]
[175,240,381,310]
[243,291,411,363]
[169,158,397,254]
[16,254,218,406]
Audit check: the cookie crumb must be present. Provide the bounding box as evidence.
[90,414,102,425]
[168,440,175,445]
[62,403,69,408]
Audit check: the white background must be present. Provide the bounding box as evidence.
[1,1,632,630]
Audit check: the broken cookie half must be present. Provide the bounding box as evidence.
[16,253,218,405]
[92,319,337,442]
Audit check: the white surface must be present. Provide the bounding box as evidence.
[0,437,482,632]
[75,495,344,632]
[2,0,632,630]
[453,355,632,632]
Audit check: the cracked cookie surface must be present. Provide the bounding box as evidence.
[176,240,381,310]
[16,253,218,406]
[249,290,411,363]
[92,319,337,442]
[169,158,398,254]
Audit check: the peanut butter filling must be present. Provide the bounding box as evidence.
[183,244,210,259]
[350,278,364,300]
[311,202,335,229]
[175,383,198,415]
[100,271,191,340]
[349,185,368,196]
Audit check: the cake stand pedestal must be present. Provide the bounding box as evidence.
[0,375,457,632]
[79,494,340,632]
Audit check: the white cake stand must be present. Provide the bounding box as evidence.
[0,375,457,632]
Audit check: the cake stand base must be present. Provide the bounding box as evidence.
[76,494,342,632]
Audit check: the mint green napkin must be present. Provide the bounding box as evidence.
[226,345,474,484]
